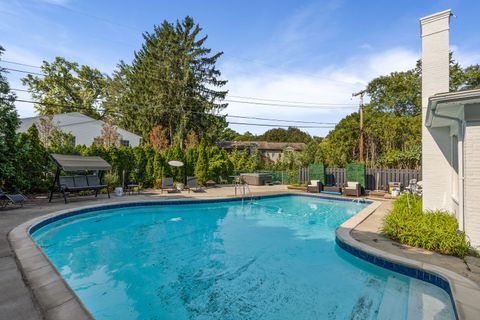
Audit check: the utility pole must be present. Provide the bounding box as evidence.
[352,89,366,162]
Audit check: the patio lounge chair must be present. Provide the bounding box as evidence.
[307,180,321,193]
[343,181,361,197]
[0,189,27,208]
[186,176,202,193]
[219,176,229,184]
[124,179,140,195]
[160,177,175,193]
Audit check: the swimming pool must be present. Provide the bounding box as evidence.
[32,195,455,319]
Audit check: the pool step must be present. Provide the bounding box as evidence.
[406,278,452,320]
[376,276,408,320]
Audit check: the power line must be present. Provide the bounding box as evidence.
[0,60,356,106]
[227,94,356,106]
[225,114,335,125]
[8,80,356,109]
[0,60,42,69]
[2,67,44,76]
[7,98,102,110]
[10,95,337,125]
[3,61,359,107]
[226,122,333,128]
[4,97,336,129]
[225,99,356,109]
[9,88,31,93]
[2,64,187,85]
[9,90,335,124]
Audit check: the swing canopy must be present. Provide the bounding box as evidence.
[51,154,112,171]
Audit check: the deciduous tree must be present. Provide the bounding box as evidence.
[22,57,108,119]
[149,125,169,152]
[94,119,120,147]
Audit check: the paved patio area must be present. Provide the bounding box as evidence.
[0,184,291,319]
[351,200,480,285]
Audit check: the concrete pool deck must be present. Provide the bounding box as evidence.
[2,186,480,319]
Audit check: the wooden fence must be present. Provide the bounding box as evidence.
[299,167,422,191]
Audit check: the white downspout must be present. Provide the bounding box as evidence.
[459,121,465,231]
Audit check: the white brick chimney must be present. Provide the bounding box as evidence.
[420,10,453,211]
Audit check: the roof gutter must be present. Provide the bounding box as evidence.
[426,89,480,127]
[426,100,463,128]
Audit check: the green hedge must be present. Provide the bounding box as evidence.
[383,195,472,257]
[7,132,262,191]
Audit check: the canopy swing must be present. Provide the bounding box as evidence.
[49,154,112,203]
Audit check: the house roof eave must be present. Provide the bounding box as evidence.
[426,89,480,128]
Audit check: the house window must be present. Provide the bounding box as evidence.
[120,139,130,147]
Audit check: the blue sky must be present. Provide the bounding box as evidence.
[1,0,480,136]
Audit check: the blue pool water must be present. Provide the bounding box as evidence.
[32,195,455,319]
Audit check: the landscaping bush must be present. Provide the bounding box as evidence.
[103,172,119,189]
[383,194,472,257]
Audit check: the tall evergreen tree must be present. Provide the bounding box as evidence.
[16,125,49,192]
[0,46,20,190]
[106,16,228,144]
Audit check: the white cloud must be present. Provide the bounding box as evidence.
[221,47,420,137]
[451,44,480,67]
[365,48,419,76]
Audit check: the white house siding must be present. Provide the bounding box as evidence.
[18,112,141,147]
[464,122,480,248]
[62,122,141,147]
[421,10,454,212]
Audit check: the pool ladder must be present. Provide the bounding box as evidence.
[234,177,253,203]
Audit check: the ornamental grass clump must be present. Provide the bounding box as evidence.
[383,194,472,257]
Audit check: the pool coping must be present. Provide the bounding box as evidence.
[336,201,480,320]
[10,193,478,319]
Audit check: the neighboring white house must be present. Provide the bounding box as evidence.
[421,10,480,248]
[18,112,142,147]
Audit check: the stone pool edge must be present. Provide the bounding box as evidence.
[8,193,363,319]
[335,201,480,320]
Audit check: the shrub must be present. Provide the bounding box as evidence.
[194,139,209,185]
[383,194,472,257]
[104,172,119,188]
